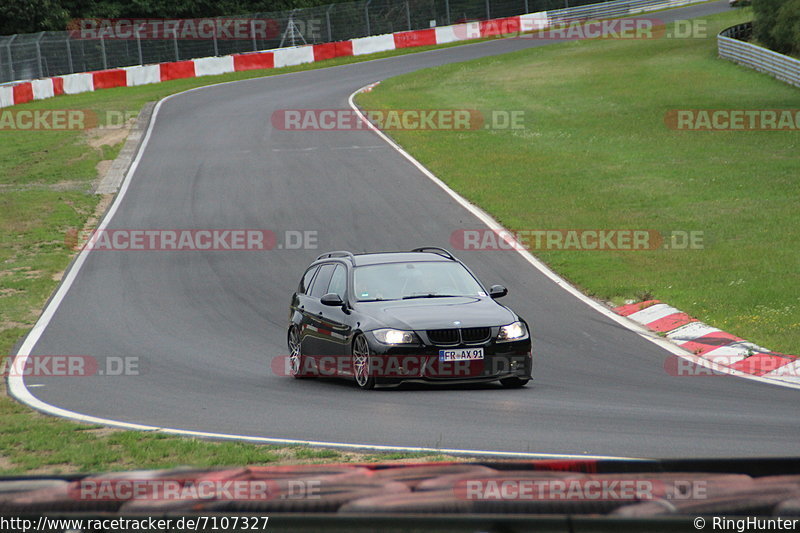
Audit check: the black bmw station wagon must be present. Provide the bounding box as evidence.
[287,247,532,389]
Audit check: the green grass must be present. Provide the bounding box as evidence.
[0,401,285,473]
[357,8,800,355]
[0,41,501,474]
[0,387,457,473]
[0,394,454,473]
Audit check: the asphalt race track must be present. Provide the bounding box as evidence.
[15,1,800,459]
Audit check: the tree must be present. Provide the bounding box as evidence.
[753,0,800,55]
[0,0,68,34]
[771,0,800,55]
[1,0,343,35]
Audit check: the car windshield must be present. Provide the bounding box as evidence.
[353,261,486,301]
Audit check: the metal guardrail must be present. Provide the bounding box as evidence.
[0,0,705,85]
[718,22,800,88]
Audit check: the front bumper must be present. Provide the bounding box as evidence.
[363,334,532,384]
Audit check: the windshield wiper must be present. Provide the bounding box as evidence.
[402,294,461,300]
[358,298,398,302]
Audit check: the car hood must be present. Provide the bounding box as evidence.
[362,297,517,331]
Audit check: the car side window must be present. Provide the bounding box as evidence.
[328,265,347,300]
[308,264,335,298]
[298,266,319,295]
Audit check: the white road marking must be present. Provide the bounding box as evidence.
[330,145,387,150]
[627,304,683,325]
[666,322,721,342]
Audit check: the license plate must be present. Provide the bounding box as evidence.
[439,348,484,362]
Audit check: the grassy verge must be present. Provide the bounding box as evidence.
[0,405,453,474]
[357,8,800,355]
[0,42,506,474]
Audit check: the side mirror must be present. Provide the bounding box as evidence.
[321,293,344,306]
[489,285,508,299]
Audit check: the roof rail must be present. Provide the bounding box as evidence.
[410,247,456,260]
[315,251,356,262]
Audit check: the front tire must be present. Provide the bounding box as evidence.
[288,327,308,379]
[352,334,376,390]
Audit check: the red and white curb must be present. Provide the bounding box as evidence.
[615,300,800,387]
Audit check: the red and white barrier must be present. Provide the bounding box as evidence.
[32,79,55,100]
[351,34,397,56]
[125,65,161,86]
[194,56,235,77]
[0,85,14,107]
[0,8,558,110]
[435,22,479,44]
[0,0,719,109]
[92,69,127,90]
[520,12,549,32]
[313,42,353,62]
[232,51,275,71]
[62,73,94,95]
[273,46,315,68]
[394,29,437,48]
[159,61,196,81]
[0,12,552,109]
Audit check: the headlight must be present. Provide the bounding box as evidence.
[373,329,418,344]
[497,321,528,342]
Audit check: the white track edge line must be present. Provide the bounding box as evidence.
[347,84,800,392]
